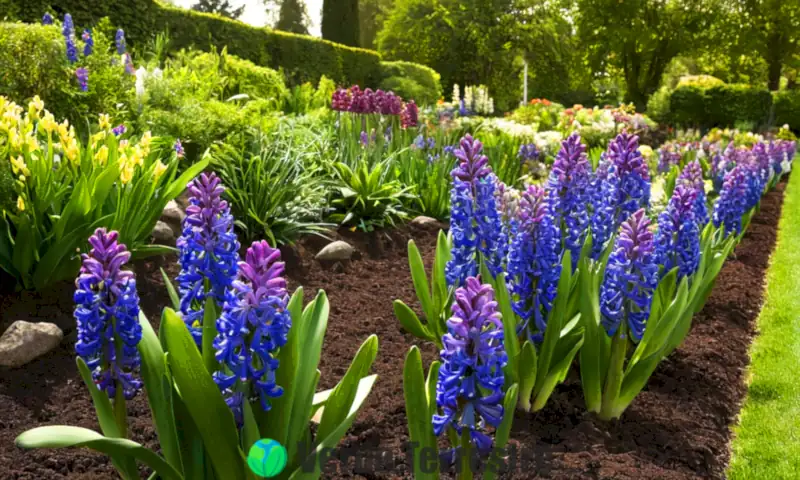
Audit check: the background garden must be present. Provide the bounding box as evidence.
[1,0,799,479]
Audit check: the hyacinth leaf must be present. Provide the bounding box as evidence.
[285,291,329,466]
[632,277,688,367]
[578,258,610,413]
[630,268,678,365]
[532,327,584,412]
[170,381,205,480]
[137,311,182,474]
[15,427,183,480]
[201,297,219,373]
[517,341,537,412]
[494,272,520,384]
[426,361,441,418]
[534,250,573,397]
[161,307,246,480]
[242,400,260,454]
[484,383,520,480]
[163,155,211,200]
[132,245,178,259]
[317,335,379,441]
[75,358,140,479]
[288,374,377,480]
[394,300,433,341]
[161,268,181,310]
[431,230,451,328]
[408,240,436,327]
[403,346,438,480]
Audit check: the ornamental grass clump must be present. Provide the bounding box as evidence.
[16,173,380,480]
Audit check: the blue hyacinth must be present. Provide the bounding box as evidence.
[548,132,591,267]
[42,13,53,25]
[518,143,540,164]
[82,29,93,56]
[65,36,78,64]
[62,13,74,38]
[74,228,142,400]
[176,173,240,345]
[654,184,700,280]
[432,277,507,454]
[446,179,479,287]
[590,133,650,258]
[76,67,89,92]
[475,174,507,278]
[115,28,126,55]
[677,161,709,227]
[213,241,291,424]
[600,209,659,341]
[506,185,561,342]
[713,165,749,236]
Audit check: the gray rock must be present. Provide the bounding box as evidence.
[0,321,63,368]
[152,221,175,245]
[175,189,193,210]
[410,216,442,229]
[315,240,355,261]
[161,200,185,234]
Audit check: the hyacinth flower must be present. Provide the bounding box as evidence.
[63,13,74,38]
[548,132,591,267]
[432,277,507,460]
[112,124,127,136]
[677,160,709,226]
[517,143,539,164]
[65,35,78,64]
[506,185,560,342]
[82,29,93,56]
[654,184,700,280]
[76,67,89,92]
[116,28,126,54]
[174,138,185,158]
[401,100,418,128]
[42,12,53,25]
[213,241,292,424]
[177,172,240,345]
[589,132,651,258]
[74,229,143,405]
[713,165,749,236]
[656,145,681,173]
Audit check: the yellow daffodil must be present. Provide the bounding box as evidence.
[120,164,134,184]
[24,132,38,153]
[153,160,167,181]
[40,112,56,134]
[94,145,109,166]
[8,129,22,150]
[130,145,144,167]
[98,113,111,130]
[11,156,30,177]
[91,130,106,148]
[28,96,44,119]
[56,119,71,142]
[17,196,25,212]
[64,138,80,165]
[140,131,152,149]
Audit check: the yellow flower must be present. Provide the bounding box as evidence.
[120,164,134,184]
[98,113,111,130]
[153,160,167,181]
[57,120,71,143]
[40,112,57,134]
[28,96,44,119]
[94,145,109,166]
[11,156,30,177]
[64,138,80,165]
[140,131,152,149]
[130,146,144,167]
[17,196,25,212]
[8,129,22,150]
[91,130,107,148]
[24,132,39,153]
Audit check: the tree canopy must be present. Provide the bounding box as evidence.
[191,0,245,19]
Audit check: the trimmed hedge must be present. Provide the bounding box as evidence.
[379,60,442,105]
[773,90,800,131]
[0,0,388,87]
[669,83,773,129]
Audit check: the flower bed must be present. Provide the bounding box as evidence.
[0,180,786,477]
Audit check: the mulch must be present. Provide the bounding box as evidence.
[0,182,785,479]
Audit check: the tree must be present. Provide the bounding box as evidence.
[191,0,245,19]
[576,0,721,109]
[359,0,393,49]
[739,0,800,90]
[274,0,310,35]
[322,0,361,47]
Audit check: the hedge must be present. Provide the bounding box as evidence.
[669,83,773,129]
[0,0,391,88]
[378,60,442,105]
[773,90,800,131]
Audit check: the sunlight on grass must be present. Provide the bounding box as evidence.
[728,171,800,479]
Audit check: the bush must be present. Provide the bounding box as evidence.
[646,86,672,124]
[669,83,772,129]
[379,76,431,105]
[222,53,287,101]
[379,61,442,105]
[773,90,800,131]
[676,75,725,89]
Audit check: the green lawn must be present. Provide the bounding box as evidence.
[728,171,800,479]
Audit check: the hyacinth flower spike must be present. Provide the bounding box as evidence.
[74,228,142,435]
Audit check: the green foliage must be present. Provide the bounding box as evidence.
[669,83,773,128]
[379,60,442,105]
[0,22,132,125]
[321,0,361,47]
[275,0,310,35]
[510,101,564,131]
[773,90,800,131]
[645,86,672,124]
[676,74,725,89]
[211,127,330,245]
[190,0,244,19]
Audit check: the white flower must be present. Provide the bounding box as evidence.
[151,67,163,80]
[135,67,148,99]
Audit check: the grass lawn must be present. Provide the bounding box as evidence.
[728,171,800,479]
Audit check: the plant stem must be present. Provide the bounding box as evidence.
[458,428,474,480]
[114,383,128,438]
[599,324,628,421]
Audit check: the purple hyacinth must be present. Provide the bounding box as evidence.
[82,29,93,56]
[518,143,540,163]
[66,36,78,64]
[76,67,89,92]
[657,145,681,173]
[115,28,126,55]
[713,165,749,236]
[176,173,240,345]
[654,184,700,279]
[42,13,53,25]
[506,185,561,342]
[74,229,142,400]
[432,277,507,454]
[62,13,74,38]
[589,133,651,258]
[331,88,350,111]
[123,53,135,75]
[548,133,591,266]
[174,138,185,158]
[112,124,127,136]
[451,135,491,185]
[600,209,659,341]
[401,101,418,128]
[213,241,291,424]
[677,161,709,226]
[359,130,369,147]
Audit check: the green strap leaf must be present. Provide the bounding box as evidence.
[202,297,220,373]
[393,300,433,341]
[403,347,438,480]
[483,384,519,480]
[517,341,537,412]
[161,268,181,311]
[408,240,435,324]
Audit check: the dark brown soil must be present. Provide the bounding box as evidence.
[0,184,785,480]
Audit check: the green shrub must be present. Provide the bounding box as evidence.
[646,86,672,124]
[676,75,725,89]
[221,53,287,101]
[0,22,132,124]
[669,85,706,127]
[773,90,800,131]
[669,83,772,128]
[379,60,442,105]
[379,76,430,105]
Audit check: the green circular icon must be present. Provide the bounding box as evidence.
[247,439,287,478]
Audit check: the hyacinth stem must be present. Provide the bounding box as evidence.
[458,427,474,480]
[599,325,628,421]
[114,385,128,438]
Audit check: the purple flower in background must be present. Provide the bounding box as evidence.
[360,130,369,147]
[176,173,240,345]
[42,13,53,25]
[459,99,468,116]
[713,165,749,236]
[66,36,78,64]
[654,184,700,279]
[174,138,185,158]
[506,185,561,342]
[123,53,135,75]
[657,145,681,173]
[112,124,126,136]
[76,67,89,92]
[432,277,507,454]
[384,126,392,143]
[62,13,74,38]
[115,28,126,55]
[600,209,658,341]
[82,29,93,56]
[677,161,709,226]
[74,228,142,400]
[401,100,418,128]
[548,133,591,266]
[451,134,491,185]
[331,88,350,111]
[213,240,291,424]
[518,143,540,164]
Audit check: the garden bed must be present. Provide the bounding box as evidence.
[0,182,785,480]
